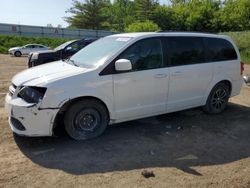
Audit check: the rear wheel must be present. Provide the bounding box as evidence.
[203,83,230,114]
[64,99,109,140]
[14,51,22,57]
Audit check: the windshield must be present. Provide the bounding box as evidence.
[70,36,132,68]
[54,40,75,51]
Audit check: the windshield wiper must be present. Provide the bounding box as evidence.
[62,58,69,62]
[65,59,79,67]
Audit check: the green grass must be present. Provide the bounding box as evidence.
[222,31,250,64]
[0,35,70,54]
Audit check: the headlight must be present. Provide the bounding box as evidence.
[31,53,39,60]
[18,86,47,103]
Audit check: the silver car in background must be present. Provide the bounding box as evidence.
[8,44,49,57]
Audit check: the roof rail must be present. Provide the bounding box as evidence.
[157,30,216,34]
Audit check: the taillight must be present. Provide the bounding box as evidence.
[240,61,244,75]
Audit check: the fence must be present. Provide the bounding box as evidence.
[0,23,116,39]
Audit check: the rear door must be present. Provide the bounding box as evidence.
[165,37,214,112]
[33,45,43,51]
[21,45,33,55]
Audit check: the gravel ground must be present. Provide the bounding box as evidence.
[0,54,250,188]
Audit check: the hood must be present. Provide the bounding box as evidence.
[30,50,58,58]
[9,47,20,51]
[12,61,90,86]
[33,49,57,55]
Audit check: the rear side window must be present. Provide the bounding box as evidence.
[25,45,33,48]
[77,41,87,49]
[167,37,205,66]
[204,38,237,61]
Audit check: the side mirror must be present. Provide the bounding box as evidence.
[115,59,132,72]
[66,46,72,51]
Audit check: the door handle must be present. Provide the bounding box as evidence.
[154,73,167,78]
[172,71,183,76]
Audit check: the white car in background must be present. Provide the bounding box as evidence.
[8,44,49,57]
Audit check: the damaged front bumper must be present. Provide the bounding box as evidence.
[5,93,59,137]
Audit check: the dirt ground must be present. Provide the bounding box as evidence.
[0,54,250,188]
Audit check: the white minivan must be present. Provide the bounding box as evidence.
[5,32,243,140]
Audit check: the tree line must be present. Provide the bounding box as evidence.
[65,0,250,32]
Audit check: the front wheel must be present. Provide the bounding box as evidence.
[64,99,109,140]
[203,83,230,114]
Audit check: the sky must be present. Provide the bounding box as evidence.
[0,0,170,28]
[0,0,72,27]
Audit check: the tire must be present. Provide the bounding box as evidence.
[64,99,109,140]
[203,83,230,114]
[14,51,22,57]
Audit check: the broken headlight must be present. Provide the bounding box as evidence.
[18,86,47,103]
